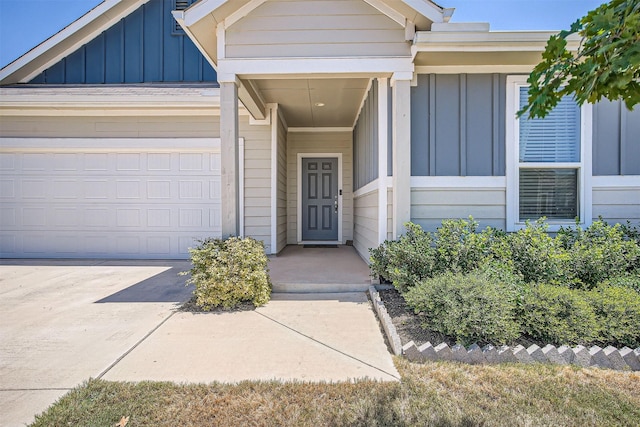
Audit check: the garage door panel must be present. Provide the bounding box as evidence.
[0,138,222,259]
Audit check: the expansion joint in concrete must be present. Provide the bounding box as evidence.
[97,311,177,380]
[254,310,401,381]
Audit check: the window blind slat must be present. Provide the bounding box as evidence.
[519,88,581,163]
[519,169,578,220]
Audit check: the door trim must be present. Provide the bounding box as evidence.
[297,153,343,244]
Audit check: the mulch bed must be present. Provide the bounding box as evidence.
[377,287,539,348]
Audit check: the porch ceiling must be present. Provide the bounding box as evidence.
[250,77,370,128]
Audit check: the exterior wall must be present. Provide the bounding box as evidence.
[225,0,409,58]
[411,74,507,177]
[241,122,273,253]
[30,0,216,84]
[387,187,393,240]
[353,81,378,191]
[0,114,274,251]
[353,188,378,261]
[593,100,640,175]
[411,187,506,232]
[286,131,353,244]
[593,184,640,226]
[276,111,288,252]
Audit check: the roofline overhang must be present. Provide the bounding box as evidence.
[412,30,582,54]
[0,0,151,85]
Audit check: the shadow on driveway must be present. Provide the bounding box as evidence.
[96,266,194,303]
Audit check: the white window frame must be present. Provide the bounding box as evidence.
[506,75,592,232]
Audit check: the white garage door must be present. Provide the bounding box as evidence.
[0,138,222,259]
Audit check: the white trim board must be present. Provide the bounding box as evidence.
[353,180,379,198]
[0,137,221,153]
[410,176,506,188]
[505,75,592,232]
[592,175,640,188]
[296,153,343,244]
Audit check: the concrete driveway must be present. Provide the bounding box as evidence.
[0,259,398,426]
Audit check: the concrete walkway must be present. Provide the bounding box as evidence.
[0,256,397,426]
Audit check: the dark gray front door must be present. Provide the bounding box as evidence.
[302,157,339,241]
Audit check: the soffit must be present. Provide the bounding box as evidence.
[252,78,370,127]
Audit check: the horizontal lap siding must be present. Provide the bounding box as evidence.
[225,0,408,58]
[592,187,640,226]
[287,131,353,244]
[276,112,288,253]
[242,121,272,253]
[411,188,506,232]
[353,189,378,262]
[387,187,393,241]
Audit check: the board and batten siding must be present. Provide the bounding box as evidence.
[0,114,274,252]
[593,100,640,175]
[353,188,378,262]
[30,0,216,84]
[286,131,353,244]
[276,111,288,253]
[353,81,378,191]
[411,74,507,177]
[411,187,506,232]
[225,0,409,58]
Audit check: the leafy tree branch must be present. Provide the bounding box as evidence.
[519,0,640,119]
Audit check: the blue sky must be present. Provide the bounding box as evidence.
[0,0,605,68]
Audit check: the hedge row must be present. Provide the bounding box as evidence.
[371,218,640,348]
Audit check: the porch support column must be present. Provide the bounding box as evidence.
[377,78,389,244]
[391,73,412,239]
[220,76,240,238]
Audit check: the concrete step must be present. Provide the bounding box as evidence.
[272,282,371,293]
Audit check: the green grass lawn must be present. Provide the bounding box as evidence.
[32,358,640,427]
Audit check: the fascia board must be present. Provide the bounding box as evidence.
[0,0,150,85]
[401,0,444,24]
[183,0,225,27]
[413,31,581,52]
[182,0,441,30]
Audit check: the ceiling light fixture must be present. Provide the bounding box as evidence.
[314,102,325,107]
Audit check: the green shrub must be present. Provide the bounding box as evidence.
[561,220,640,289]
[493,219,568,284]
[520,283,598,345]
[404,270,521,345]
[588,285,640,348]
[433,217,502,274]
[183,236,271,310]
[599,274,640,294]
[369,223,437,292]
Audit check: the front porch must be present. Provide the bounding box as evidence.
[269,244,372,293]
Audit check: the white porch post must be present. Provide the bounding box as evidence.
[391,73,411,239]
[220,76,240,238]
[377,78,389,244]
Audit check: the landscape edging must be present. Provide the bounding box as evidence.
[368,286,640,371]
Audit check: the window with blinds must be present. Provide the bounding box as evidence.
[519,88,581,163]
[519,169,578,220]
[517,87,581,221]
